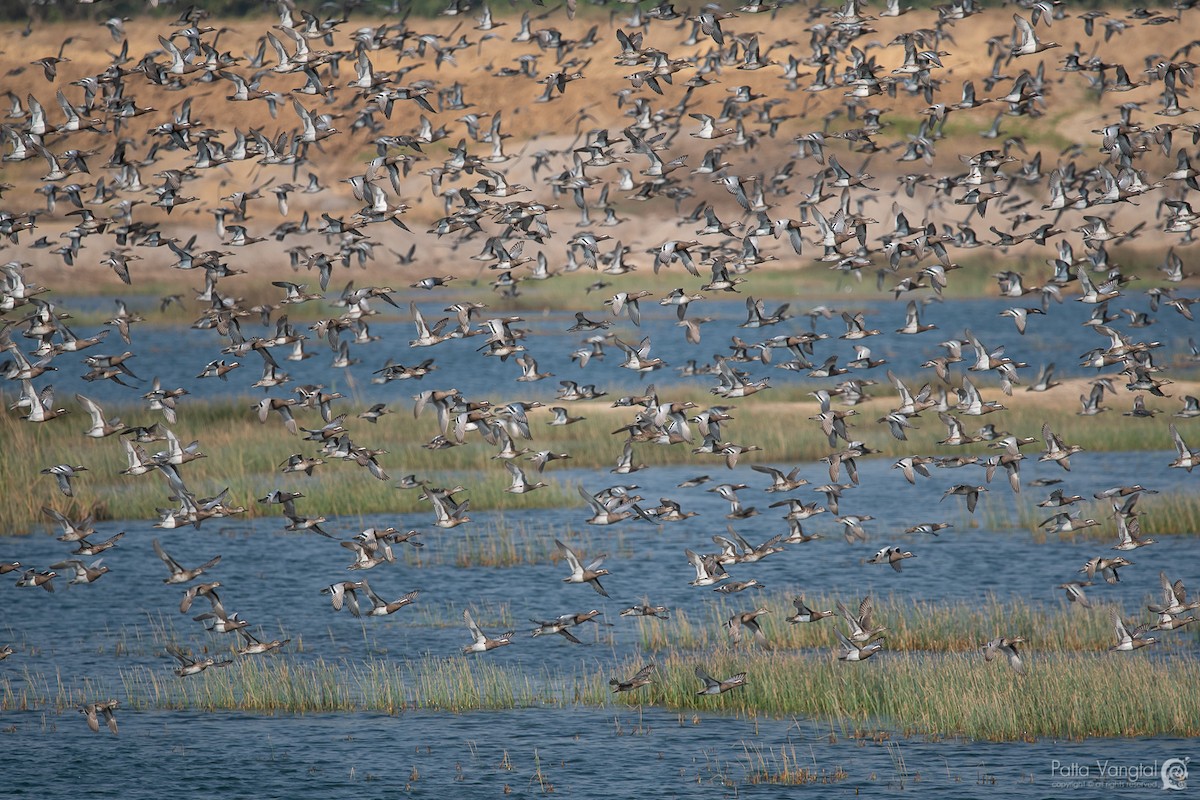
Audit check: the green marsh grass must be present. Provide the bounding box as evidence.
[478,238,1200,314]
[1135,492,1200,535]
[1004,491,1200,541]
[38,236,1188,316]
[7,647,1199,740]
[633,593,1170,654]
[13,247,968,314]
[4,379,1199,531]
[0,397,577,531]
[111,655,560,713]
[599,650,1200,741]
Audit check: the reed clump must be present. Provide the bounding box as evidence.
[118,657,358,713]
[112,655,559,713]
[1139,491,1200,534]
[635,593,1148,653]
[737,743,850,786]
[600,650,1200,741]
[1012,491,1200,540]
[5,647,1200,740]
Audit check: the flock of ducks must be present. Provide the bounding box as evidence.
[1,0,1199,733]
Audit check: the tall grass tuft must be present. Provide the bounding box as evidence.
[0,397,576,532]
[635,592,1152,653]
[597,650,1200,741]
[5,647,1200,740]
[737,743,850,785]
[4,383,1200,532]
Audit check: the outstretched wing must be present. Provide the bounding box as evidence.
[464,609,485,644]
[152,539,182,573]
[630,663,655,683]
[556,539,583,574]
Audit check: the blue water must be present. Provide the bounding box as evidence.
[2,446,1199,798]
[0,706,1192,797]
[28,293,1198,407]
[5,279,1200,796]
[3,451,1198,667]
[8,182,1200,796]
